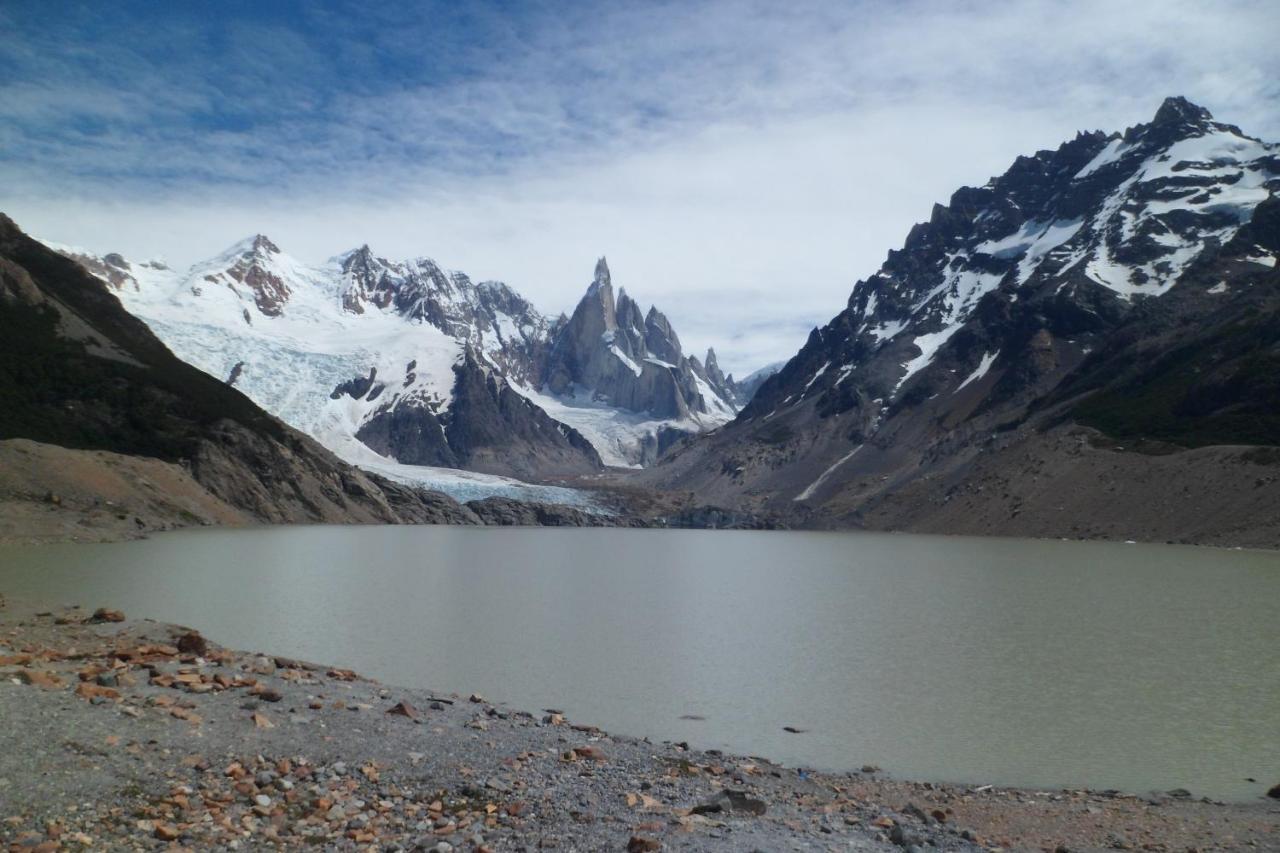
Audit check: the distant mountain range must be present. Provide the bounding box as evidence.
[48,236,746,480]
[27,96,1280,545]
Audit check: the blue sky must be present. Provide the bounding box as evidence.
[3,0,1279,374]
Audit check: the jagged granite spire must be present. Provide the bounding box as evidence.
[644,305,683,364]
[590,256,611,291]
[541,257,737,424]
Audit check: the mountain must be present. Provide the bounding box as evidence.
[732,361,785,405]
[0,214,481,539]
[648,97,1280,546]
[530,257,738,464]
[48,237,736,482]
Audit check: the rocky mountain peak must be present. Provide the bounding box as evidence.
[249,234,280,255]
[1150,95,1214,129]
[591,256,611,291]
[702,347,733,393]
[643,306,683,364]
[338,244,375,269]
[1124,95,1226,148]
[541,258,738,432]
[198,234,293,318]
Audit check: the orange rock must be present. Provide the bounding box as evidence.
[170,707,202,724]
[74,682,120,701]
[15,669,64,689]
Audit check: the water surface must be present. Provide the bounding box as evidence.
[2,526,1277,801]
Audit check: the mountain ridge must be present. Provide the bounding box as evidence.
[48,235,747,479]
[643,96,1280,546]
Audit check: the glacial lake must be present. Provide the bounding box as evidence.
[2,526,1278,802]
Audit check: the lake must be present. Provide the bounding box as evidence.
[1,526,1277,802]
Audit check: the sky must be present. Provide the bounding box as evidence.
[3,1,1278,376]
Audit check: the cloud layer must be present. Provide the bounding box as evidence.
[3,0,1278,374]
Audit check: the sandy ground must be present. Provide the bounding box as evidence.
[0,595,1276,852]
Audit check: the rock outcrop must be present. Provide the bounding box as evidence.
[356,348,603,480]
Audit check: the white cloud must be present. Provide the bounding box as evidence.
[2,0,1278,375]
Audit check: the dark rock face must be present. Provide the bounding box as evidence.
[446,348,603,478]
[541,258,736,419]
[0,213,478,527]
[465,497,646,527]
[330,368,379,401]
[358,348,603,480]
[651,98,1280,529]
[663,506,784,530]
[355,402,457,468]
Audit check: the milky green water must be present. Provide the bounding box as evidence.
[2,526,1277,801]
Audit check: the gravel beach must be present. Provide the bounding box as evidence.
[1,595,1276,852]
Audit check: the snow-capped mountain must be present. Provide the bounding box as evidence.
[732,360,785,404]
[49,234,740,480]
[520,257,740,465]
[650,97,1280,529]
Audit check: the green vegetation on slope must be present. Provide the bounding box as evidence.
[1072,318,1280,448]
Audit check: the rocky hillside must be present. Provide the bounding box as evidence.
[648,98,1280,546]
[50,238,738,475]
[0,214,481,535]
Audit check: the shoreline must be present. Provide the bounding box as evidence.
[2,512,1280,558]
[1,596,1275,851]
